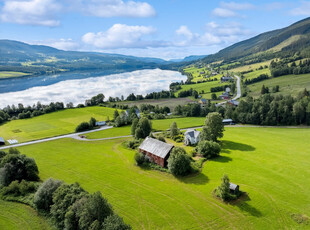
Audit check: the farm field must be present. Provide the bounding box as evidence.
[17,127,310,229]
[230,60,272,73]
[0,200,52,230]
[85,117,206,139]
[0,71,29,79]
[247,73,310,97]
[243,68,270,79]
[0,106,117,143]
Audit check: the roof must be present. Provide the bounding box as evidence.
[0,137,5,143]
[228,100,240,106]
[223,119,233,123]
[139,137,174,158]
[184,129,200,139]
[229,183,239,190]
[200,99,207,103]
[96,121,106,126]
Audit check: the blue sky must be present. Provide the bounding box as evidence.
[0,0,309,59]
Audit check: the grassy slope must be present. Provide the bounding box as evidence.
[17,127,310,229]
[243,68,270,80]
[0,71,29,79]
[0,200,52,230]
[0,106,117,143]
[85,117,206,139]
[247,73,310,97]
[230,60,272,73]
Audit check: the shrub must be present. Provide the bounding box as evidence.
[1,180,36,197]
[34,178,63,211]
[167,147,191,176]
[215,174,235,201]
[102,214,131,230]
[127,139,142,149]
[134,152,146,165]
[157,135,166,142]
[196,140,221,158]
[75,122,91,132]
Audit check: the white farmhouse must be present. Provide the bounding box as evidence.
[184,129,200,145]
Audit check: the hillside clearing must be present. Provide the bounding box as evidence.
[17,127,310,229]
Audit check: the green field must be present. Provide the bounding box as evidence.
[243,68,270,80]
[0,106,117,143]
[16,127,310,229]
[85,117,206,139]
[0,200,52,230]
[0,71,29,79]
[247,73,310,97]
[230,60,272,73]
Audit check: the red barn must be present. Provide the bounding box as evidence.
[139,137,174,167]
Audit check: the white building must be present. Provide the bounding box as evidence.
[184,129,200,145]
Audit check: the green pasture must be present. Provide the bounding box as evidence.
[247,73,310,97]
[243,68,270,79]
[0,106,117,143]
[0,200,52,230]
[230,60,272,73]
[16,127,310,229]
[0,71,29,79]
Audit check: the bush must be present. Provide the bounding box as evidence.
[172,134,184,143]
[215,174,236,201]
[196,140,221,158]
[1,180,36,197]
[34,178,63,211]
[134,152,146,165]
[127,139,142,149]
[167,147,191,176]
[157,135,166,142]
[75,122,91,132]
[102,214,131,230]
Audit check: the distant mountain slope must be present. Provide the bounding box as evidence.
[201,17,310,63]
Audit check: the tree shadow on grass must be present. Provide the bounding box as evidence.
[231,193,262,217]
[222,140,256,152]
[177,172,209,185]
[209,155,232,163]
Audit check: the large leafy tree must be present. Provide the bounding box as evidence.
[200,112,224,142]
[167,147,191,176]
[135,117,152,139]
[170,122,179,137]
[216,174,231,201]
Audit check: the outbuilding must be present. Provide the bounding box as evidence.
[95,121,106,126]
[184,129,200,145]
[0,137,5,145]
[222,119,234,125]
[139,137,174,167]
[229,183,240,194]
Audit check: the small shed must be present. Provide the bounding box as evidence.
[227,100,239,107]
[222,119,234,125]
[95,121,106,126]
[139,137,174,167]
[229,183,240,194]
[199,99,207,104]
[0,137,5,145]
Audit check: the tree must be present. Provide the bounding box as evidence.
[134,118,152,139]
[34,178,63,211]
[113,110,119,121]
[196,140,221,159]
[167,147,191,176]
[102,215,131,230]
[75,122,91,132]
[89,117,97,128]
[211,93,217,100]
[0,152,39,186]
[134,152,145,165]
[170,122,179,137]
[131,118,139,136]
[200,112,224,142]
[215,174,231,201]
[261,85,267,95]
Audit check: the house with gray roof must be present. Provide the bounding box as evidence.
[184,129,200,146]
[0,137,5,145]
[139,137,174,167]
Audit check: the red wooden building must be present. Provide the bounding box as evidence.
[139,137,174,167]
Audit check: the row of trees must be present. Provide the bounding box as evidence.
[270,59,310,77]
[243,74,269,85]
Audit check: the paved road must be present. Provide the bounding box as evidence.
[216,74,241,107]
[0,126,113,150]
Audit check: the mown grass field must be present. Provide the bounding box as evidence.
[17,127,310,229]
[243,68,270,79]
[247,73,310,97]
[0,106,117,143]
[0,71,29,79]
[230,60,272,73]
[0,200,52,230]
[85,117,206,139]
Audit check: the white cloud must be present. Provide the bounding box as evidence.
[0,0,62,26]
[212,7,238,17]
[82,24,164,49]
[82,0,156,17]
[290,1,310,16]
[0,69,186,108]
[220,2,255,10]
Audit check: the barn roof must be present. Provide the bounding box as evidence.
[223,119,233,123]
[0,137,5,143]
[139,137,174,159]
[229,183,239,190]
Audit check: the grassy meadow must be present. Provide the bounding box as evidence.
[0,106,117,143]
[0,200,52,230]
[243,68,270,80]
[16,127,310,229]
[247,73,310,97]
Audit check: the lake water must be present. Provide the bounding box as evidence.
[0,69,186,108]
